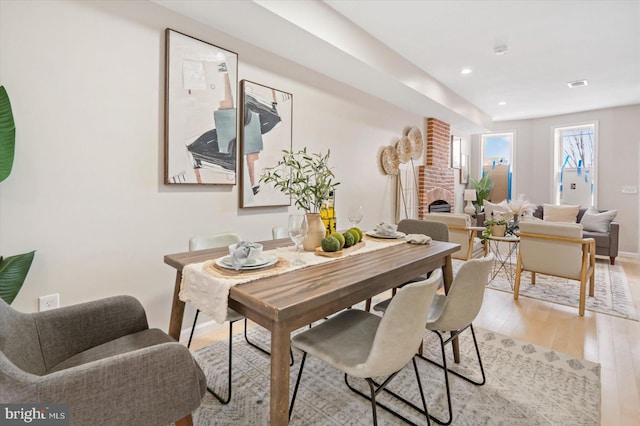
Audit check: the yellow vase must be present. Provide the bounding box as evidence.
[303,213,326,251]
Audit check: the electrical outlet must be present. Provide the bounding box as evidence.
[38,294,60,311]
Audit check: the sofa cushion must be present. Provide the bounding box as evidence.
[580,208,617,233]
[484,200,510,221]
[543,204,580,223]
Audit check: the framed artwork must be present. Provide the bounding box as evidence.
[460,154,470,184]
[164,28,239,185]
[451,135,461,168]
[239,80,293,208]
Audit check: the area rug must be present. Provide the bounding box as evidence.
[454,257,638,320]
[191,326,600,425]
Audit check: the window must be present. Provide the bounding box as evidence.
[553,122,597,207]
[481,132,514,202]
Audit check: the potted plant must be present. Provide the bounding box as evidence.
[487,219,507,237]
[260,148,340,250]
[0,85,35,304]
[470,172,494,212]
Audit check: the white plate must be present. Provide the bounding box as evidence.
[216,254,278,270]
[221,253,274,267]
[366,231,406,239]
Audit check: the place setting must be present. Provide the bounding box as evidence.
[365,221,407,239]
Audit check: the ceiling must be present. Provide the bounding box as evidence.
[153,0,640,132]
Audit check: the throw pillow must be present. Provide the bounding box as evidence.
[580,208,617,233]
[484,200,510,221]
[543,204,580,223]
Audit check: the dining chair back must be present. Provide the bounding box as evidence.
[272,226,288,239]
[427,254,493,332]
[363,269,442,377]
[397,219,449,242]
[189,233,241,251]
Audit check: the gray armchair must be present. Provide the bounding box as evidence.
[0,296,206,426]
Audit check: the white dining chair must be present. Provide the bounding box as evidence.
[187,232,292,404]
[289,270,442,425]
[272,225,288,239]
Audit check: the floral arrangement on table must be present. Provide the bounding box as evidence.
[259,148,340,213]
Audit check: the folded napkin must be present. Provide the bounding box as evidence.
[375,221,399,236]
[405,234,432,245]
[231,241,260,270]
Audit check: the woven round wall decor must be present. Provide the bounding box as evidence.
[408,126,423,160]
[380,146,400,175]
[396,136,412,163]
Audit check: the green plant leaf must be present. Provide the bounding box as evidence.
[0,86,16,182]
[0,251,35,304]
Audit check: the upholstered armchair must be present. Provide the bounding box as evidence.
[0,296,206,425]
[514,221,596,316]
[424,213,486,260]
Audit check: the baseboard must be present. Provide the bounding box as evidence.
[619,251,640,259]
[179,318,226,344]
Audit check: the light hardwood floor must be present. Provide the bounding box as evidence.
[188,255,640,426]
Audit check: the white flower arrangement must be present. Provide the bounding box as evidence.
[508,195,536,220]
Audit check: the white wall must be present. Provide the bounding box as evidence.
[0,1,423,330]
[483,104,640,253]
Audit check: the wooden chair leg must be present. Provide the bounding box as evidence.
[365,298,371,312]
[175,413,193,426]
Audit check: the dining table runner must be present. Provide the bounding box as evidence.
[179,236,409,323]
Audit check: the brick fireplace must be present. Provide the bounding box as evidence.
[418,118,455,218]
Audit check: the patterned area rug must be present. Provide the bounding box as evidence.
[457,257,639,320]
[192,326,600,425]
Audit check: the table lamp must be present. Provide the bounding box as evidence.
[464,189,477,216]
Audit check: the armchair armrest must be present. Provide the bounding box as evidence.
[29,342,203,424]
[33,296,149,370]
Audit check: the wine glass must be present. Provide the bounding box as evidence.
[288,213,308,266]
[348,205,364,227]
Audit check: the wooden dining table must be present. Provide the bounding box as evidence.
[165,237,460,425]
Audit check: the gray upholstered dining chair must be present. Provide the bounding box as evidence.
[375,254,493,425]
[0,296,205,426]
[364,219,449,312]
[421,253,493,425]
[289,269,442,425]
[186,232,293,404]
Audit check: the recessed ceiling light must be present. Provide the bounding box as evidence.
[568,80,588,88]
[495,45,508,55]
[461,68,472,75]
[498,101,507,106]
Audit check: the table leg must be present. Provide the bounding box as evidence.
[442,255,461,363]
[270,323,291,425]
[168,271,186,341]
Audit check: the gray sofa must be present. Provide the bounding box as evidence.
[477,206,619,264]
[0,295,206,425]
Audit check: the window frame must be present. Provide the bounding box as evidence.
[552,121,599,207]
[480,131,516,201]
